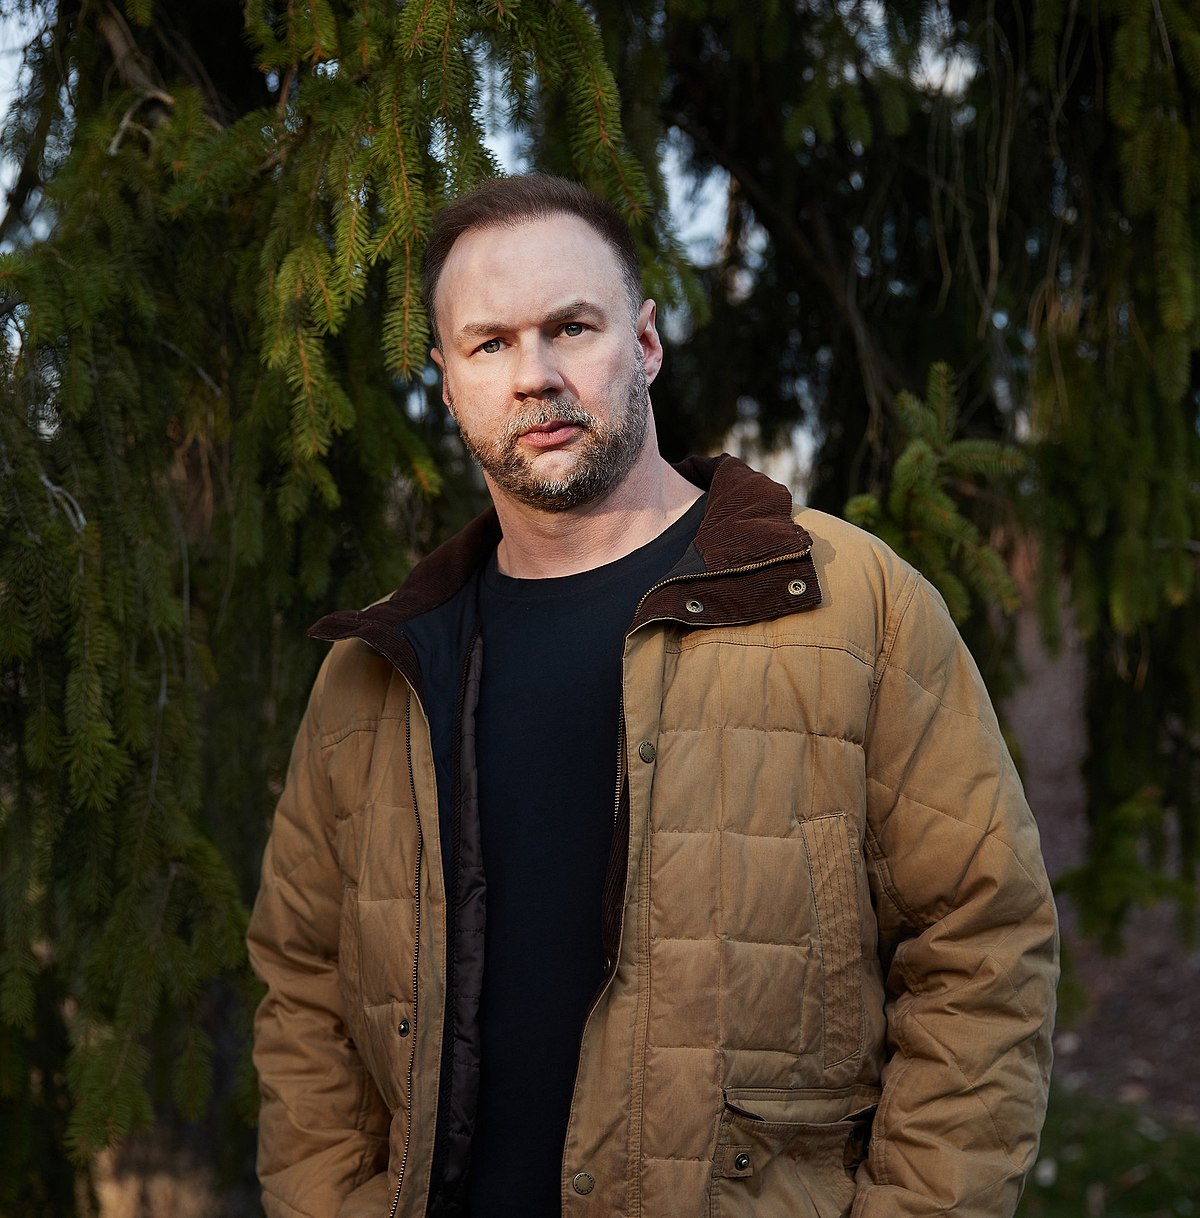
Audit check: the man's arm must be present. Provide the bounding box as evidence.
[855,572,1059,1218]
[247,655,391,1218]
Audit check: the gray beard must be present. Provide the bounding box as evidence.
[451,360,650,513]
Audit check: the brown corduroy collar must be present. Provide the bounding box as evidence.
[309,453,822,674]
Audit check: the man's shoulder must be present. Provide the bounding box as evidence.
[783,506,963,668]
[303,632,400,740]
[307,556,484,735]
[792,506,919,599]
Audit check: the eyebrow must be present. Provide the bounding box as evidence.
[454,299,607,342]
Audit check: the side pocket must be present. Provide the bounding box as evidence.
[709,1086,877,1218]
[801,813,864,1067]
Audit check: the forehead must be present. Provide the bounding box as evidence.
[435,213,629,333]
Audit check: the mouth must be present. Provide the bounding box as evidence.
[518,420,584,450]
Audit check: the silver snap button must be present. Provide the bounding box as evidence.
[685,598,704,614]
[637,740,656,763]
[572,1171,596,1195]
[788,579,807,596]
[734,1152,751,1171]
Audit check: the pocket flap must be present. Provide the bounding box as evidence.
[724,1084,880,1126]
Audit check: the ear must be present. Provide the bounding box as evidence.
[636,299,664,386]
[430,346,452,409]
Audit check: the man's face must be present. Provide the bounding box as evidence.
[430,213,662,513]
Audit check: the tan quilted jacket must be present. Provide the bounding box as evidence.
[248,455,1058,1218]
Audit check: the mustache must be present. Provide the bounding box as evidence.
[501,400,598,443]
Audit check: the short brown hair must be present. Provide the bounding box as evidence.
[421,174,643,345]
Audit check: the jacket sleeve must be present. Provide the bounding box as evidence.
[246,655,392,1218]
[854,571,1058,1218]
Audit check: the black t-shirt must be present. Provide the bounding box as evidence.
[465,498,705,1216]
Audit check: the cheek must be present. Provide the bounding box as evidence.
[574,354,626,397]
[444,385,508,440]
[448,359,508,401]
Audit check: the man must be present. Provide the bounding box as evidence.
[248,174,1058,1218]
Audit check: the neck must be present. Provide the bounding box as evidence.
[489,448,702,579]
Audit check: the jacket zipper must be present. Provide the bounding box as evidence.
[389,695,424,1218]
[611,706,625,829]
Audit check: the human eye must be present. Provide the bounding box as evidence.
[560,322,585,337]
[476,337,503,354]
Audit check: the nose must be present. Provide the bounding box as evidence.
[511,337,565,400]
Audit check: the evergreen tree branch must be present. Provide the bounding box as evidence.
[38,474,87,533]
[155,338,222,398]
[276,63,298,114]
[96,2,175,108]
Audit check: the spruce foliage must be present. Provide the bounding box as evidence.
[845,363,1023,624]
[0,0,658,1198]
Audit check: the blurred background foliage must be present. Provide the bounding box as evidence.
[1016,1085,1200,1218]
[0,0,1197,1211]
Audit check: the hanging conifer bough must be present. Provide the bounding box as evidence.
[0,0,659,1203]
[845,363,1025,624]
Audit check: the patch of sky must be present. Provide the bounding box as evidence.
[881,217,897,263]
[912,0,978,95]
[951,103,976,130]
[852,224,871,277]
[838,0,896,72]
[661,130,728,266]
[993,374,1013,417]
[0,9,41,220]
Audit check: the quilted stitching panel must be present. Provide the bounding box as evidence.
[650,830,721,938]
[719,834,811,944]
[648,937,720,1046]
[719,940,815,1056]
[640,1044,722,1159]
